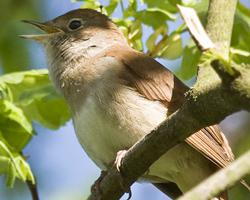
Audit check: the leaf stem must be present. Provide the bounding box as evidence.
[27,180,39,200]
[120,0,125,14]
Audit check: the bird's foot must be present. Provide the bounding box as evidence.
[114,150,132,200]
[115,150,127,172]
[90,170,107,200]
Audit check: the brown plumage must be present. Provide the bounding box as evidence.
[104,45,234,169]
[22,8,246,200]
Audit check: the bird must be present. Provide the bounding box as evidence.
[21,8,239,199]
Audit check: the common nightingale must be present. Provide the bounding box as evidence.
[22,9,236,199]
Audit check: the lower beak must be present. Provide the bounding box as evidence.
[20,20,62,41]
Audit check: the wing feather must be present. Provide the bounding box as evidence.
[104,44,234,168]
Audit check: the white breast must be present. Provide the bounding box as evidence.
[73,85,167,169]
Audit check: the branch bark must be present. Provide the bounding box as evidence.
[177,149,250,200]
[87,66,250,200]
[87,0,250,199]
[206,0,237,58]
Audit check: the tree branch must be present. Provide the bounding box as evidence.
[177,149,250,200]
[87,0,248,199]
[87,67,250,200]
[206,0,238,58]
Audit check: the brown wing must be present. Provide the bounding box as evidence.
[105,44,234,168]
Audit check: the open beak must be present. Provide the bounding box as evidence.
[20,20,62,41]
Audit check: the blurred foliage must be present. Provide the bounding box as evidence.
[0,0,249,199]
[230,2,250,64]
[0,70,70,186]
[0,0,39,73]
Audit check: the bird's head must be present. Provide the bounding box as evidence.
[21,9,121,42]
[21,9,127,58]
[21,9,128,91]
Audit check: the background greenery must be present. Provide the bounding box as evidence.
[0,0,249,199]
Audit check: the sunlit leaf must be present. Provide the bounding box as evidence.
[113,18,132,37]
[231,3,250,64]
[128,20,143,51]
[143,0,178,13]
[177,41,201,80]
[146,26,167,52]
[123,0,137,18]
[136,8,175,29]
[0,139,34,187]
[80,0,101,10]
[0,69,70,188]
[105,0,119,15]
[160,34,183,60]
[182,0,209,13]
[0,100,32,151]
[0,70,71,130]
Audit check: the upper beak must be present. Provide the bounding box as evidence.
[20,20,62,41]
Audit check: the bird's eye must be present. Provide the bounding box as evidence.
[68,20,82,30]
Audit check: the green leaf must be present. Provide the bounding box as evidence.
[113,18,132,37]
[237,2,250,26]
[0,70,71,130]
[0,140,34,187]
[146,25,183,59]
[128,20,143,51]
[177,41,201,80]
[105,0,119,15]
[231,3,250,64]
[80,0,101,10]
[123,0,138,18]
[136,8,176,28]
[6,161,16,187]
[0,157,9,174]
[146,26,167,52]
[182,0,209,13]
[114,18,143,51]
[160,33,183,60]
[23,94,71,129]
[0,100,32,151]
[143,0,178,13]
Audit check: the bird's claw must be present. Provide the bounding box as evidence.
[114,150,132,200]
[115,150,127,172]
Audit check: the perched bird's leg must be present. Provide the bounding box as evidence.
[115,150,127,172]
[114,150,132,200]
[91,170,108,200]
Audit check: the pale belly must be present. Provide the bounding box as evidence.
[72,87,214,190]
[72,87,167,169]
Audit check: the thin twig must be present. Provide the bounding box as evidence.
[120,0,125,14]
[27,180,39,200]
[178,149,250,200]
